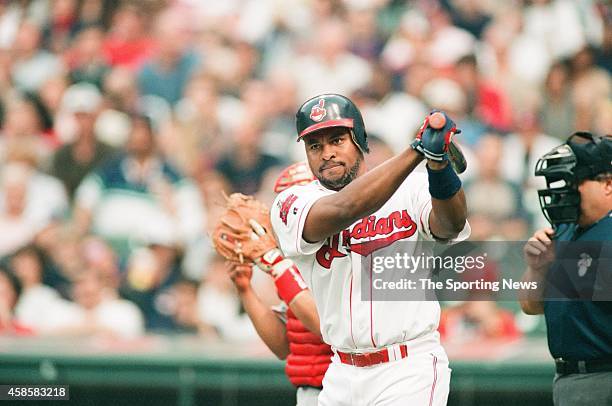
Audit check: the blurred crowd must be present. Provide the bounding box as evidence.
[0,0,609,345]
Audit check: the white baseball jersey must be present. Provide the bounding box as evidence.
[270,171,470,352]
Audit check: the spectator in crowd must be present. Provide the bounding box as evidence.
[478,9,544,109]
[0,164,41,256]
[0,146,68,257]
[0,266,32,335]
[5,140,68,222]
[137,9,199,106]
[102,66,139,112]
[370,62,430,152]
[221,41,260,97]
[570,45,611,133]
[171,72,227,175]
[10,245,70,334]
[380,9,431,75]
[501,110,560,228]
[0,2,23,51]
[66,26,111,89]
[0,94,54,160]
[427,7,476,70]
[80,236,121,291]
[237,80,277,147]
[291,18,371,100]
[197,256,261,342]
[38,74,70,117]
[199,170,231,234]
[465,134,530,240]
[120,243,183,332]
[165,277,216,335]
[454,54,513,131]
[364,134,394,169]
[260,71,302,161]
[540,61,576,140]
[102,3,154,70]
[592,98,611,138]
[73,113,204,259]
[34,223,84,284]
[77,0,108,29]
[215,115,280,195]
[421,76,487,147]
[442,0,492,39]
[11,20,64,92]
[41,0,80,53]
[70,267,144,338]
[50,83,116,200]
[501,110,559,190]
[347,6,385,62]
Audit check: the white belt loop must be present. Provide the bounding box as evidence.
[387,346,396,362]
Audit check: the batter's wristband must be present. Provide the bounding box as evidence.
[427,162,461,200]
[273,261,308,304]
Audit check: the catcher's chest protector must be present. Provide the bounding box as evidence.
[284,308,332,388]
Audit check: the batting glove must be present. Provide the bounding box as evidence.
[411,111,461,162]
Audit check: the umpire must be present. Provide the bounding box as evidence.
[520,132,612,405]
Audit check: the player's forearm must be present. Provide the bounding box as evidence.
[238,288,290,359]
[519,267,547,315]
[430,189,467,239]
[256,257,319,336]
[287,290,322,338]
[304,149,424,242]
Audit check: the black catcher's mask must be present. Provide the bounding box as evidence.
[535,132,611,227]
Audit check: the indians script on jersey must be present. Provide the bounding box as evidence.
[314,210,419,268]
[274,176,429,268]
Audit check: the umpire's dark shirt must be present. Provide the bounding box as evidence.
[543,212,612,361]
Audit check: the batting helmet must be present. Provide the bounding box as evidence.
[295,94,369,153]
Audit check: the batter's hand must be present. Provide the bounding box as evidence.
[226,261,253,293]
[411,111,461,162]
[523,227,555,273]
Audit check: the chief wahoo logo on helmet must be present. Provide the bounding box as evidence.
[310,99,327,122]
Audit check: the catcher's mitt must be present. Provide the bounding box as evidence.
[212,193,278,264]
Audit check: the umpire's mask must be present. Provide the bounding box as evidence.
[535,132,612,227]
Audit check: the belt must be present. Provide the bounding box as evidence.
[336,343,408,367]
[555,358,612,376]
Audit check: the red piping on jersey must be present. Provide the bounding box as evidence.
[349,273,356,348]
[295,202,307,255]
[429,354,438,406]
[369,253,376,348]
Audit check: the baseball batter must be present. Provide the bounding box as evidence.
[270,94,470,405]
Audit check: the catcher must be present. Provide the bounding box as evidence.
[212,162,332,406]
